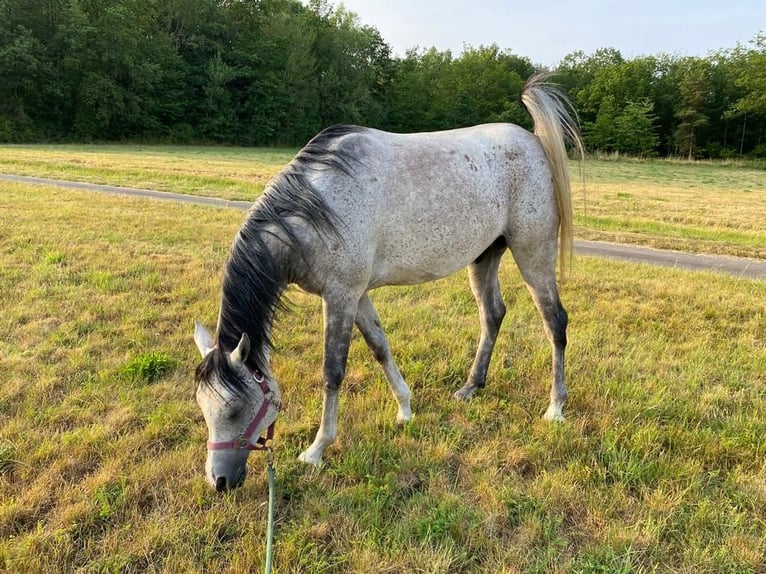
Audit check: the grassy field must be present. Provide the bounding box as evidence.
[0,144,296,202]
[0,144,764,259]
[1,149,765,573]
[575,158,766,259]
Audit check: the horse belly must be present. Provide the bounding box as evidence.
[367,185,508,288]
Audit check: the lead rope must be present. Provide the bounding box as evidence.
[264,447,276,574]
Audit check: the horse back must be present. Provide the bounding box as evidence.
[295,124,558,289]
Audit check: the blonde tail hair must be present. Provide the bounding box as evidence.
[521,73,584,280]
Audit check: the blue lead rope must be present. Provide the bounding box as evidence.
[264,450,276,574]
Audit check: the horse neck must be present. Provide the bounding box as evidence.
[215,219,287,373]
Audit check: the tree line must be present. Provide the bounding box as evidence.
[1,0,764,158]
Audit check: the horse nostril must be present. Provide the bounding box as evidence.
[215,476,227,492]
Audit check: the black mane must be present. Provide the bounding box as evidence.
[196,125,364,397]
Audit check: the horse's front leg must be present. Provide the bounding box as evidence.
[298,292,358,465]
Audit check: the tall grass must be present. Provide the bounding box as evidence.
[1,159,765,572]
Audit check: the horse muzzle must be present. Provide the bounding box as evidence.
[210,464,247,492]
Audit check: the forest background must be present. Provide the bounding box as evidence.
[1,0,764,159]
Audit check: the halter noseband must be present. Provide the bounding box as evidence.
[206,368,281,452]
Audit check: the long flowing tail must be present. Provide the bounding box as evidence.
[521,73,584,279]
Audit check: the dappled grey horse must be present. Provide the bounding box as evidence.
[193,74,584,491]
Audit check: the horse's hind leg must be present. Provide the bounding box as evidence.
[510,241,568,422]
[454,241,507,401]
[355,293,412,423]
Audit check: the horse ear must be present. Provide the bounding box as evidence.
[230,333,250,365]
[194,321,215,358]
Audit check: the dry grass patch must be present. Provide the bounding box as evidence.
[575,159,766,258]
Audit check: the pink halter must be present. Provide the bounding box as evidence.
[206,369,280,452]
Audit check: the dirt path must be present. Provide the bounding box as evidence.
[3,173,764,280]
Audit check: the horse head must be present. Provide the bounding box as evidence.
[193,321,281,491]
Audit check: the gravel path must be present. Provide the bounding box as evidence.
[3,173,764,280]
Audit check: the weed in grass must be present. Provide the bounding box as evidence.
[43,250,66,265]
[87,270,126,293]
[0,442,19,476]
[503,490,540,528]
[595,426,671,492]
[93,479,128,521]
[409,495,481,545]
[119,351,177,384]
[571,543,639,574]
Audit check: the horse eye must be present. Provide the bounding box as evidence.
[227,406,243,421]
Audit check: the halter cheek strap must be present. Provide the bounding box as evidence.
[206,370,281,452]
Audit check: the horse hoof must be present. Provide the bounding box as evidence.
[453,386,476,401]
[298,450,322,466]
[396,409,413,425]
[543,405,565,422]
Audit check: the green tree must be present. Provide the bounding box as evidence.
[0,25,53,140]
[447,45,528,127]
[45,0,188,140]
[673,58,711,159]
[384,44,531,133]
[732,34,766,117]
[615,99,659,157]
[306,1,393,132]
[726,34,766,156]
[385,47,453,132]
[584,95,618,152]
[0,0,762,151]
[254,2,321,143]
[558,49,662,154]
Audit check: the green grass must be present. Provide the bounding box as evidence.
[1,160,766,572]
[0,144,297,201]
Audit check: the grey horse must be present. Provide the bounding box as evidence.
[194,73,584,491]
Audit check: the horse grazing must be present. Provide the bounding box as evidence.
[193,73,584,491]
